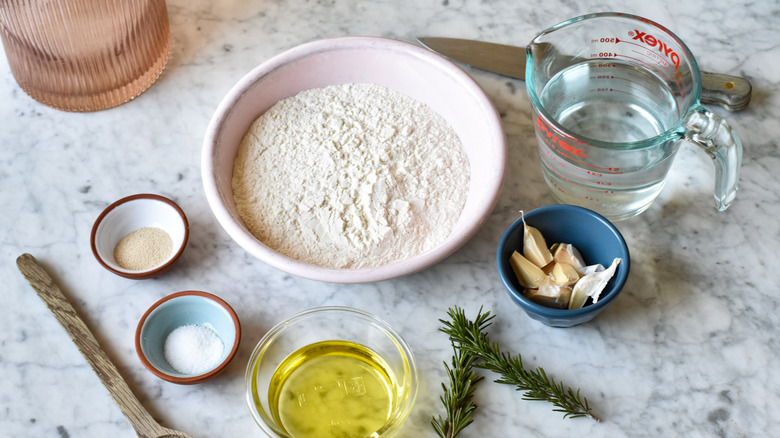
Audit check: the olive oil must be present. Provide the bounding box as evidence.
[264,340,397,438]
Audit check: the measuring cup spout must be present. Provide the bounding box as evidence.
[683,108,743,211]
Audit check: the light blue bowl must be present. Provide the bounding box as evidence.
[135,291,241,384]
[497,205,630,327]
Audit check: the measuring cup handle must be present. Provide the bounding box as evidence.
[683,107,743,211]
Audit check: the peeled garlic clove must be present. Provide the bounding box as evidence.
[568,258,621,309]
[522,218,553,268]
[524,283,572,309]
[552,243,587,274]
[552,283,573,308]
[551,262,580,285]
[510,251,550,289]
[567,283,590,310]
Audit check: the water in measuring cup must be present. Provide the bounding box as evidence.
[537,60,681,220]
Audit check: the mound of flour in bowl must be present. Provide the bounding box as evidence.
[232,83,470,269]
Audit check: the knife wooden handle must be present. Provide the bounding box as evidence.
[700,71,752,112]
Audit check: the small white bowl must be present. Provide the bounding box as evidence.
[202,36,507,283]
[90,194,189,279]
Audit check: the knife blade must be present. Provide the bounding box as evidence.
[417,36,751,111]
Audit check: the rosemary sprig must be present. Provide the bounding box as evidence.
[440,306,601,422]
[431,344,484,438]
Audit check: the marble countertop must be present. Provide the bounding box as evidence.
[2,0,779,437]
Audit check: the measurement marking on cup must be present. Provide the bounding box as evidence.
[627,30,681,70]
[597,33,682,71]
[592,54,681,105]
[548,164,615,195]
[544,149,621,185]
[537,117,625,173]
[537,121,623,176]
[628,52,687,102]
[595,34,682,83]
[536,116,589,158]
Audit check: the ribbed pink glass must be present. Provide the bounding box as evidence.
[0,0,170,112]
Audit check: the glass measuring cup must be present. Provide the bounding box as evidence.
[526,12,743,220]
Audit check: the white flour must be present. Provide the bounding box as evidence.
[232,83,469,269]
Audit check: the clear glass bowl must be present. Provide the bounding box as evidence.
[245,307,418,438]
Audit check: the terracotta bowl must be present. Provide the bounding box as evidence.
[135,291,241,384]
[90,194,188,279]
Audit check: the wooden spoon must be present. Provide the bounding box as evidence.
[16,253,195,438]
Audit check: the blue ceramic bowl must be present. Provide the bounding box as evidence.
[135,291,241,384]
[497,205,630,327]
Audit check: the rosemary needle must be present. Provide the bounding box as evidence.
[431,344,484,438]
[439,306,601,423]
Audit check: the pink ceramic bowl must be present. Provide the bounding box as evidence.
[202,37,506,283]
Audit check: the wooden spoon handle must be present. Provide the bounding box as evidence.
[16,253,168,438]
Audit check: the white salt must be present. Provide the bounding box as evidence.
[163,324,225,375]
